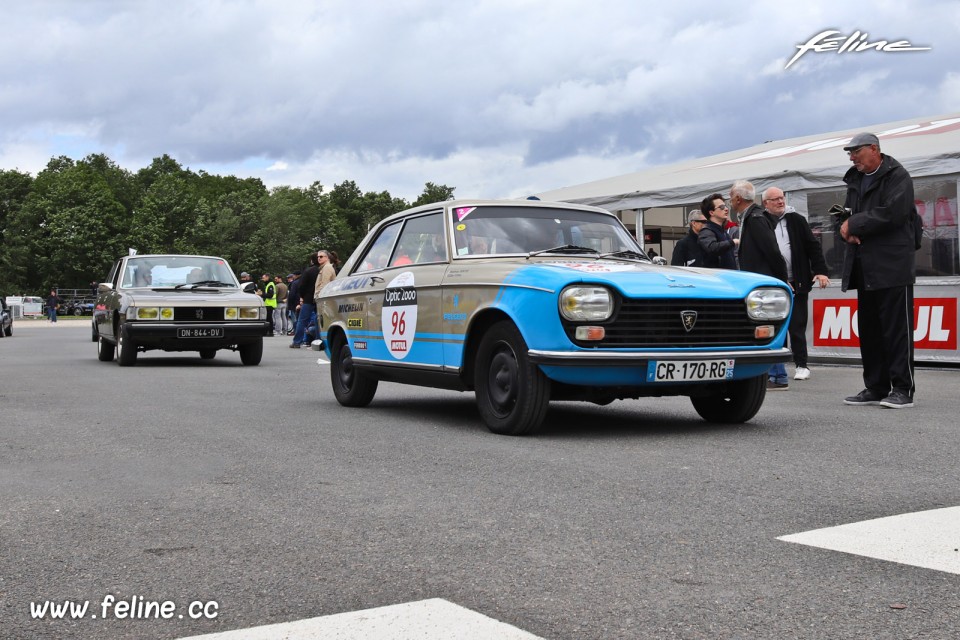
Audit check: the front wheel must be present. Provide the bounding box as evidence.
[199,349,217,360]
[238,339,263,366]
[474,321,550,436]
[690,374,767,423]
[116,325,137,366]
[330,333,378,407]
[97,333,115,362]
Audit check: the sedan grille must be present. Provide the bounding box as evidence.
[172,307,226,322]
[566,298,780,348]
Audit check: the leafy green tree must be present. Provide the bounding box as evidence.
[12,157,129,291]
[412,182,456,208]
[0,169,36,294]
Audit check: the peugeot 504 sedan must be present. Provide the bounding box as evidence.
[92,254,271,366]
[318,200,792,435]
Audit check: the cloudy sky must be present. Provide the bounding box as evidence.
[2,0,957,201]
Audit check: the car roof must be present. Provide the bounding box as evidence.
[377,199,616,226]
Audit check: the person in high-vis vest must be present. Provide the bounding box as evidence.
[260,273,277,337]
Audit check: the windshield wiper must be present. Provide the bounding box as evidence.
[597,249,649,261]
[174,280,234,289]
[527,245,600,258]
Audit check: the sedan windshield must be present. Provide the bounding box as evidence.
[451,205,646,258]
[121,257,239,289]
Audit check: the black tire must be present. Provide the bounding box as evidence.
[91,322,98,342]
[330,333,378,407]
[116,324,137,366]
[199,349,217,360]
[690,374,767,423]
[238,339,263,366]
[97,333,115,362]
[3,324,9,337]
[475,321,550,435]
[72,307,82,316]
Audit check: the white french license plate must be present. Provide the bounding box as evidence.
[646,359,734,382]
[178,328,224,338]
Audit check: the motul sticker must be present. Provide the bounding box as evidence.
[813,297,957,350]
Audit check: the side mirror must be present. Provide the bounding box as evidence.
[652,256,668,266]
[241,282,257,294]
[98,283,113,292]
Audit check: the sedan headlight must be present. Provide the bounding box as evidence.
[746,288,791,321]
[225,307,261,320]
[127,307,174,320]
[559,286,613,322]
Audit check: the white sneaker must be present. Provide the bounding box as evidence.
[794,367,811,381]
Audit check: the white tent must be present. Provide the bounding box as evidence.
[539,112,960,363]
[537,112,960,211]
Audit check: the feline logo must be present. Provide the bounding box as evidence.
[786,30,931,69]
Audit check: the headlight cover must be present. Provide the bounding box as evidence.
[559,286,613,322]
[746,288,791,321]
[127,306,174,320]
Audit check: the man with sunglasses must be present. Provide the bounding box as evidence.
[839,133,919,409]
[697,193,739,269]
[672,210,708,267]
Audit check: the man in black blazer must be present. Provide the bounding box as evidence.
[763,188,831,383]
[731,180,789,390]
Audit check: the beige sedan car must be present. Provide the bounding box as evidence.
[92,254,271,366]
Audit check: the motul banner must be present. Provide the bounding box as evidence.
[811,296,958,354]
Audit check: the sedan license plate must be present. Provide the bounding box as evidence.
[646,359,734,382]
[178,328,224,338]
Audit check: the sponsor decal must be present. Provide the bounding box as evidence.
[326,277,371,293]
[455,207,476,221]
[353,340,367,350]
[813,298,957,350]
[382,272,418,359]
[544,261,636,273]
[786,30,931,70]
[338,302,364,313]
[444,313,467,323]
[347,318,363,328]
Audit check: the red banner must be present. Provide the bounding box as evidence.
[813,297,958,350]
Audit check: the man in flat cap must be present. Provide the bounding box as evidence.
[672,210,708,267]
[838,132,920,409]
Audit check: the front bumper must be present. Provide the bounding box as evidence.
[122,321,271,349]
[528,347,791,386]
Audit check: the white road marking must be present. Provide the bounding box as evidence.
[178,598,543,640]
[778,506,960,575]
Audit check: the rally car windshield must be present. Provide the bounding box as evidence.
[451,205,646,259]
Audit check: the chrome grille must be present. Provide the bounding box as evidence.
[566,298,778,348]
[172,307,226,322]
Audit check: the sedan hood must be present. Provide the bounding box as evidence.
[125,288,262,306]
[510,259,787,298]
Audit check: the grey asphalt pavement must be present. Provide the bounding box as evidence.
[2,319,959,639]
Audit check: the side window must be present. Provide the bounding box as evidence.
[389,212,447,266]
[354,222,402,274]
[108,261,121,287]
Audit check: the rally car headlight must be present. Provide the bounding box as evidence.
[127,307,174,320]
[746,288,791,321]
[559,286,613,322]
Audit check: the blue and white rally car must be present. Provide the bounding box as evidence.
[318,200,792,435]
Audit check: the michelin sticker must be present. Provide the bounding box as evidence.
[382,271,417,359]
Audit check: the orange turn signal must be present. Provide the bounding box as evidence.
[754,325,775,339]
[575,326,606,341]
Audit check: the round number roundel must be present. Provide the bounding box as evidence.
[381,271,418,360]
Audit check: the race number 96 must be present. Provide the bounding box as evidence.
[382,272,418,359]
